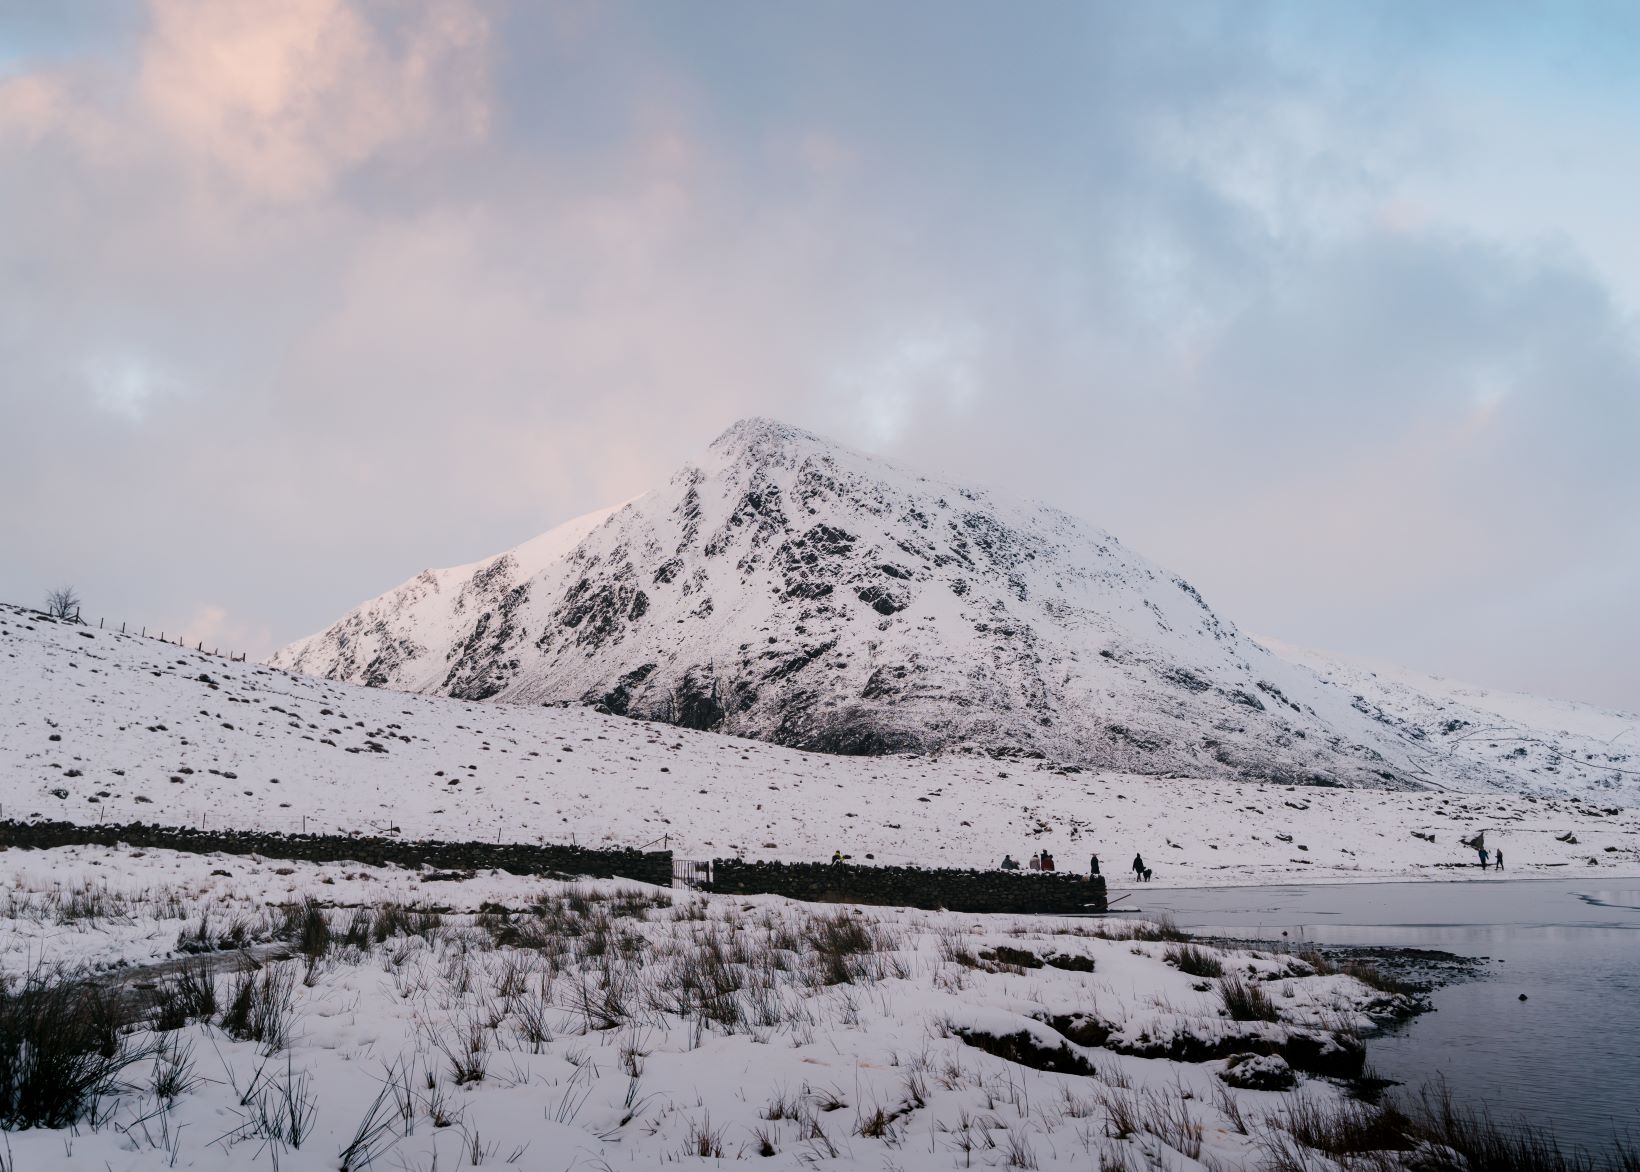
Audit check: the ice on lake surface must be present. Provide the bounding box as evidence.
[1148,877,1640,1156]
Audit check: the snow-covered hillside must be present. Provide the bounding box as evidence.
[8,605,1637,881]
[1265,640,1640,803]
[271,419,1436,789]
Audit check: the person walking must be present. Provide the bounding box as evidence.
[1495,848,1504,870]
[1478,846,1490,870]
[1132,852,1146,882]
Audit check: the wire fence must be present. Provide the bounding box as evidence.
[27,604,251,663]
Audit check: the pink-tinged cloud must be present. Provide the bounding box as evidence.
[138,0,491,200]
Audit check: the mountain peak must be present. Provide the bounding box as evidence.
[705,417,840,468]
[270,419,1431,787]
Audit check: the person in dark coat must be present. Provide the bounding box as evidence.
[1089,854,1101,877]
[1132,853,1146,881]
[1000,854,1020,870]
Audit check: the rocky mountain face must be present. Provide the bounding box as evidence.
[271,418,1421,787]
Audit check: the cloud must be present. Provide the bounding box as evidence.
[0,2,1636,710]
[1,0,490,201]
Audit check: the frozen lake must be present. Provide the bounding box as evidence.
[1142,875,1640,1157]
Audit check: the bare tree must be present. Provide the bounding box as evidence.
[45,586,81,620]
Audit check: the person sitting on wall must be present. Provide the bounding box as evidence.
[1028,853,1042,871]
[1042,852,1056,871]
[1000,854,1020,870]
[831,850,850,866]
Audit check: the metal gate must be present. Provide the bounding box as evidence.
[672,858,713,889]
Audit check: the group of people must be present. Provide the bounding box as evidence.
[1001,851,1061,871]
[998,851,1152,882]
[1461,831,1504,872]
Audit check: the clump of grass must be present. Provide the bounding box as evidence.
[150,1033,198,1101]
[52,881,131,925]
[1340,960,1414,997]
[1270,1092,1413,1158]
[282,896,331,959]
[936,927,979,969]
[806,910,895,986]
[1218,975,1278,1022]
[0,965,151,1129]
[1402,1083,1635,1172]
[151,960,218,1031]
[340,906,377,950]
[1297,948,1334,976]
[372,903,443,943]
[1263,1083,1640,1172]
[807,910,874,957]
[220,962,297,1051]
[1127,913,1189,943]
[426,1016,489,1085]
[1164,943,1223,978]
[684,1111,725,1158]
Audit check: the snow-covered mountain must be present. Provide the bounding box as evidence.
[270,419,1393,785]
[268,419,1629,796]
[1264,640,1639,801]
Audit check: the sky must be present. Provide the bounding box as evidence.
[1,0,1637,712]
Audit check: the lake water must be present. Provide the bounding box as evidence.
[1141,876,1640,1157]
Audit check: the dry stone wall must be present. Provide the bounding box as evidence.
[706,858,1106,914]
[0,820,674,886]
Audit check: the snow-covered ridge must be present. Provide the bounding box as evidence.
[270,419,1637,800]
[1261,639,1639,802]
[7,604,1637,879]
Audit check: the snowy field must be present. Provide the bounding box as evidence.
[0,843,1418,1171]
[5,606,1638,1168]
[5,605,1637,887]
